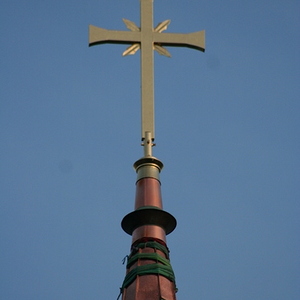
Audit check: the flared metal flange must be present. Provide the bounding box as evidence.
[134,157,163,171]
[121,206,177,235]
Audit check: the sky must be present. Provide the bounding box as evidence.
[1,0,299,299]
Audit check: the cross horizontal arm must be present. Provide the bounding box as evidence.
[89,25,141,46]
[154,31,205,52]
[89,25,205,52]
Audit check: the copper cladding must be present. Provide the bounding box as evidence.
[122,244,177,300]
[132,225,166,244]
[134,178,163,210]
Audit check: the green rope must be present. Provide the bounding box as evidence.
[122,263,176,290]
[118,239,177,296]
[126,252,171,269]
[132,241,169,258]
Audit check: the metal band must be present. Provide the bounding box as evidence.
[134,157,163,181]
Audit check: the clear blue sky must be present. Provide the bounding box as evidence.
[1,0,299,299]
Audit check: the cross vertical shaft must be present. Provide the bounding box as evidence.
[140,0,154,141]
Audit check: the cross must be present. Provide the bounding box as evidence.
[89,0,205,147]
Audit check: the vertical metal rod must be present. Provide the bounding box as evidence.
[140,0,155,140]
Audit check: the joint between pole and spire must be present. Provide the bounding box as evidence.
[141,131,155,157]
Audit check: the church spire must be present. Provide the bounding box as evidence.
[120,132,177,299]
[88,1,205,299]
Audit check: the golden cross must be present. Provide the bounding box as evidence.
[89,0,205,143]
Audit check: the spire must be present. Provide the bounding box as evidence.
[120,132,177,299]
